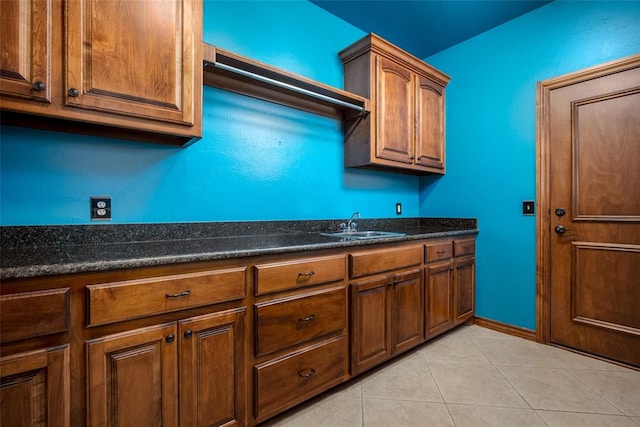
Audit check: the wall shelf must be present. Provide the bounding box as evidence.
[202,42,369,120]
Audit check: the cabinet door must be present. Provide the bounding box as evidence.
[65,0,197,125]
[453,256,476,325]
[415,75,445,170]
[179,308,246,427]
[0,0,51,102]
[0,345,69,427]
[375,56,414,164]
[86,323,178,427]
[351,277,392,375]
[392,270,424,354]
[425,261,453,338]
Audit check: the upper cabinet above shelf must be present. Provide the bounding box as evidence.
[202,42,369,120]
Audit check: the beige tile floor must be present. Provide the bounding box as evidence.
[262,325,640,427]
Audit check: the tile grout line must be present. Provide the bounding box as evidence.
[464,326,553,426]
[418,344,459,426]
[564,367,628,416]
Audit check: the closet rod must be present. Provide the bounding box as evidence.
[210,61,367,114]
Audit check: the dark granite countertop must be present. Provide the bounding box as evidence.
[0,218,477,280]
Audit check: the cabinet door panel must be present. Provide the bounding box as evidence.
[426,261,453,338]
[454,257,476,325]
[0,345,69,427]
[65,0,196,125]
[180,308,246,427]
[393,270,424,353]
[415,76,445,169]
[351,278,391,375]
[376,56,414,164]
[86,323,178,427]
[0,0,51,102]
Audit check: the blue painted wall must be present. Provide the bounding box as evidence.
[0,0,418,225]
[420,0,640,329]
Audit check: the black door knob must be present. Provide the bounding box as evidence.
[183,330,193,339]
[68,88,79,97]
[555,225,566,235]
[165,334,175,343]
[555,208,566,217]
[33,81,46,91]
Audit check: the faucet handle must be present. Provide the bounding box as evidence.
[350,222,358,231]
[339,222,347,231]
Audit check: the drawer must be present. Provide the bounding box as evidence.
[425,241,453,262]
[87,267,246,326]
[0,288,70,343]
[254,255,345,295]
[255,287,346,356]
[454,238,476,257]
[349,245,423,278]
[254,335,346,421]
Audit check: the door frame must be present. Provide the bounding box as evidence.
[535,54,640,344]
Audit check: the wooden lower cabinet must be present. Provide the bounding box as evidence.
[425,237,476,339]
[87,308,245,427]
[0,345,70,427]
[351,269,423,375]
[425,260,453,338]
[180,308,246,427]
[453,256,476,325]
[0,234,475,427]
[254,335,346,423]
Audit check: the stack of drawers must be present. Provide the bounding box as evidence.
[252,254,348,423]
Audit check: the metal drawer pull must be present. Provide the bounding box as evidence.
[165,290,191,298]
[298,271,315,277]
[298,368,316,379]
[436,250,447,255]
[298,314,316,323]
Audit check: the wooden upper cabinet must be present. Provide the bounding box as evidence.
[0,0,51,103]
[0,0,202,146]
[376,56,414,164]
[65,0,196,126]
[340,33,450,175]
[415,76,445,169]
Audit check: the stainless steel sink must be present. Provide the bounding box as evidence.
[320,230,406,240]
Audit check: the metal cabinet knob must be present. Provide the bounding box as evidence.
[68,88,79,97]
[33,81,46,91]
[555,225,566,235]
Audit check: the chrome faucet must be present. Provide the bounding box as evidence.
[340,212,360,232]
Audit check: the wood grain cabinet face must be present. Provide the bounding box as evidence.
[0,0,202,145]
[376,56,414,164]
[425,237,476,338]
[0,0,51,103]
[415,76,446,169]
[453,239,476,326]
[0,288,70,343]
[179,308,246,427]
[252,254,348,423]
[254,336,346,422]
[255,287,346,357]
[86,267,246,326]
[86,323,179,427]
[425,260,453,338]
[254,255,345,295]
[0,345,70,427]
[65,0,197,125]
[340,33,450,175]
[350,269,423,376]
[87,308,246,427]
